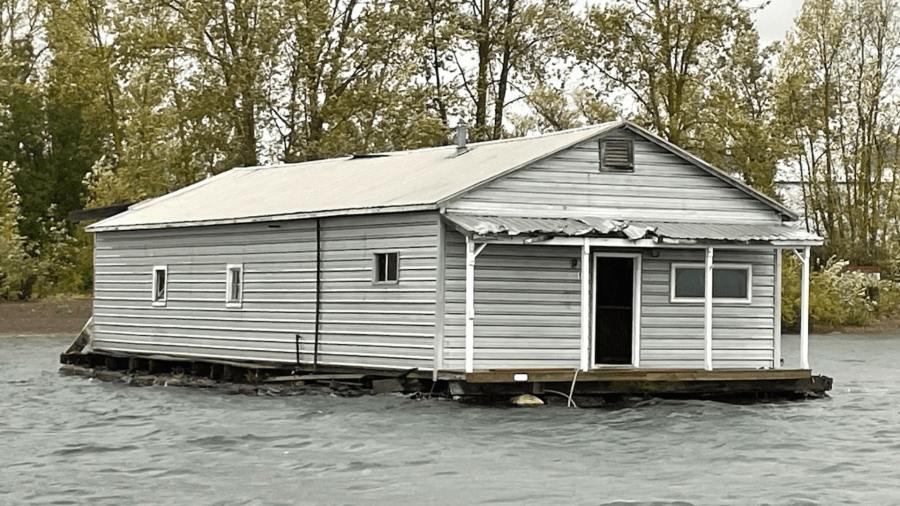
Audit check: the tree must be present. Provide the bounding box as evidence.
[775,0,900,265]
[0,161,27,297]
[451,0,574,140]
[694,29,785,196]
[574,0,756,148]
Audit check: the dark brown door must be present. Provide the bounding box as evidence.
[594,256,634,365]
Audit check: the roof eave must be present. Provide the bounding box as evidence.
[87,203,439,232]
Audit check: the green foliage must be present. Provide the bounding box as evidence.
[0,164,90,299]
[775,0,900,266]
[0,161,28,298]
[26,206,93,297]
[0,0,896,310]
[782,254,900,330]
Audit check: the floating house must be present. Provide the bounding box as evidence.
[81,121,829,397]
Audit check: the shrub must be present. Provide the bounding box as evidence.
[782,253,897,329]
[0,162,29,299]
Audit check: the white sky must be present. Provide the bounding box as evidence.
[751,0,805,45]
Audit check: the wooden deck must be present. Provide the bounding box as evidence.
[461,368,812,383]
[441,368,831,398]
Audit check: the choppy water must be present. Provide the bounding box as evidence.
[2,333,900,506]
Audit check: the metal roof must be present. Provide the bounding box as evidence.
[445,214,822,246]
[87,123,620,232]
[646,222,823,245]
[86,120,802,232]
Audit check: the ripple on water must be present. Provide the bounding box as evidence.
[5,334,900,505]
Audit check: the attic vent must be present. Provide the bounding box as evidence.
[600,139,634,172]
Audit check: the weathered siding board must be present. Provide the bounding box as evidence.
[442,230,582,370]
[93,213,441,370]
[640,249,777,369]
[448,131,781,223]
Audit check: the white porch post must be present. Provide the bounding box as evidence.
[800,245,811,369]
[580,239,591,372]
[464,236,486,374]
[704,246,714,371]
[774,248,782,369]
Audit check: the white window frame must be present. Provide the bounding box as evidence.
[225,264,243,308]
[152,265,167,307]
[670,263,752,304]
[373,252,399,284]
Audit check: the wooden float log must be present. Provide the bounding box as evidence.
[264,374,367,383]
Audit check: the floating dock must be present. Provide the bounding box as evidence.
[60,349,832,402]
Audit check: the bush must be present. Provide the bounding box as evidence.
[782,253,899,330]
[0,162,29,299]
[26,207,93,297]
[0,163,94,299]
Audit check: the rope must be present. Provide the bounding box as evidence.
[567,368,580,408]
[543,389,578,408]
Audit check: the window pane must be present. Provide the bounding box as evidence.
[154,269,166,301]
[376,254,387,281]
[229,268,241,301]
[713,268,748,299]
[674,268,704,298]
[375,253,398,282]
[386,253,398,281]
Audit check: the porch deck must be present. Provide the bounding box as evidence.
[441,368,832,398]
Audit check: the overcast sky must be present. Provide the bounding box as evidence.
[752,0,805,45]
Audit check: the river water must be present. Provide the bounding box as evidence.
[2,333,899,506]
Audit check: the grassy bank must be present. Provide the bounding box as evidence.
[0,297,92,335]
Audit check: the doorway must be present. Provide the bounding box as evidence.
[593,253,640,366]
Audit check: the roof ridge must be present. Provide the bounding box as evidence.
[234,121,622,172]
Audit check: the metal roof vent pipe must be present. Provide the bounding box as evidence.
[456,122,468,152]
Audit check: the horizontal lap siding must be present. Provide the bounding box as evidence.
[93,213,440,370]
[447,131,780,223]
[443,231,581,370]
[316,213,438,370]
[641,249,777,369]
[93,222,317,364]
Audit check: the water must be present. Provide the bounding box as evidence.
[2,333,900,506]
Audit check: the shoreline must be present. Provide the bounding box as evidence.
[0,297,92,336]
[2,297,899,338]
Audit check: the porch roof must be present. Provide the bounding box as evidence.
[444,214,823,246]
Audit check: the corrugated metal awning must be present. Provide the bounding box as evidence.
[444,215,655,240]
[444,214,822,246]
[642,222,822,244]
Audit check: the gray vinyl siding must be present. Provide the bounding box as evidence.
[640,249,777,369]
[316,213,437,370]
[447,131,781,224]
[443,229,582,370]
[93,221,317,364]
[92,212,439,370]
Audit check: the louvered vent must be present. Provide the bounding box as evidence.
[600,139,634,172]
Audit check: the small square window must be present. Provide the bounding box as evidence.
[671,264,751,303]
[600,138,634,172]
[374,252,399,283]
[152,266,167,306]
[226,264,243,307]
